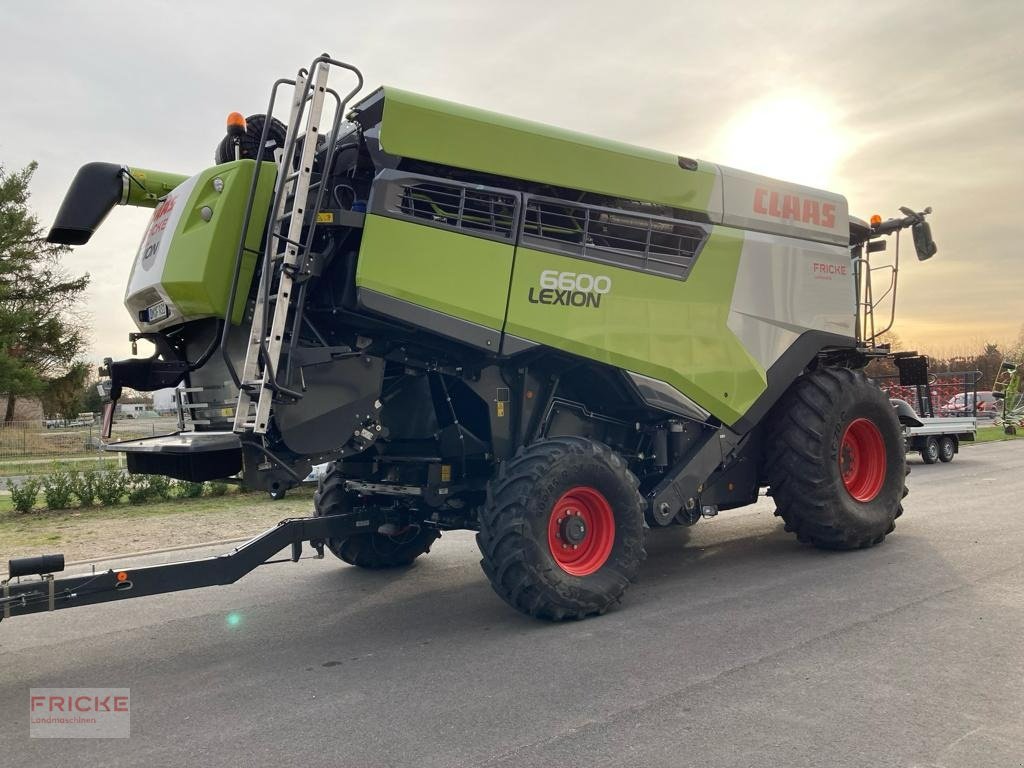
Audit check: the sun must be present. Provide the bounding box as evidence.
[716,95,849,189]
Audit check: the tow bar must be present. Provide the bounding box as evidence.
[0,512,371,621]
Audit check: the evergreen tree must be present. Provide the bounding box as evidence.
[40,361,91,419]
[0,162,90,422]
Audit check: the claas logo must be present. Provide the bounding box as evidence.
[754,188,836,228]
[146,195,177,239]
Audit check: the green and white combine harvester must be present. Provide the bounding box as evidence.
[2,55,939,622]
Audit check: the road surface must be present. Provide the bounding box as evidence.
[2,441,1022,767]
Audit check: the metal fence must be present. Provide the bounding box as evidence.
[875,371,993,420]
[0,419,178,461]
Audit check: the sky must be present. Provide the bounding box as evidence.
[1,0,1022,364]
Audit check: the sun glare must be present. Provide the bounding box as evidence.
[717,95,849,189]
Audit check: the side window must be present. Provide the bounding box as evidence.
[370,170,519,243]
[520,196,709,280]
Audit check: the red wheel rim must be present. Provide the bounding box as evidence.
[839,418,887,502]
[547,486,615,576]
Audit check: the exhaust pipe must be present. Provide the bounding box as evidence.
[47,163,188,245]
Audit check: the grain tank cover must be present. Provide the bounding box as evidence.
[354,87,849,246]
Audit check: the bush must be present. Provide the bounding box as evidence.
[126,475,152,504]
[42,470,75,510]
[206,481,229,497]
[146,474,172,501]
[175,480,206,498]
[9,477,42,513]
[70,470,98,507]
[95,470,128,506]
[125,474,173,504]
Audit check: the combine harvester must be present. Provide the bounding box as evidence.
[2,55,939,623]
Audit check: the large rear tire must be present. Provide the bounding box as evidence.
[313,464,440,569]
[477,436,645,620]
[765,367,906,550]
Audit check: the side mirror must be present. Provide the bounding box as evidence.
[912,221,937,261]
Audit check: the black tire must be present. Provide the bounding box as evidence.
[765,367,906,550]
[477,436,645,620]
[938,436,956,463]
[268,487,287,500]
[921,436,940,464]
[313,463,440,569]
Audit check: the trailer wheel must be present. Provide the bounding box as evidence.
[921,437,940,464]
[765,367,906,550]
[477,436,645,620]
[313,464,440,569]
[938,436,956,463]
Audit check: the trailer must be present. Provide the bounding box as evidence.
[2,54,941,623]
[881,368,979,464]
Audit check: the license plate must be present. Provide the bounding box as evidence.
[145,302,169,323]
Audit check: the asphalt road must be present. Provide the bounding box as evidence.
[2,441,1022,767]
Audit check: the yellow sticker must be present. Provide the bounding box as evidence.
[496,401,505,418]
[440,464,451,482]
[316,211,334,223]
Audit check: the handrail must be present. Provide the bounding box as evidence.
[219,77,297,390]
[217,56,364,422]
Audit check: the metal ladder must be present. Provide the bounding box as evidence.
[232,63,331,434]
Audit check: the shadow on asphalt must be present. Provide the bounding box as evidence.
[293,511,815,640]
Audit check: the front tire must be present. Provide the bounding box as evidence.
[477,437,645,620]
[314,464,440,569]
[921,436,940,464]
[765,367,906,550]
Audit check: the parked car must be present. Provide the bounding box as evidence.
[940,391,999,419]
